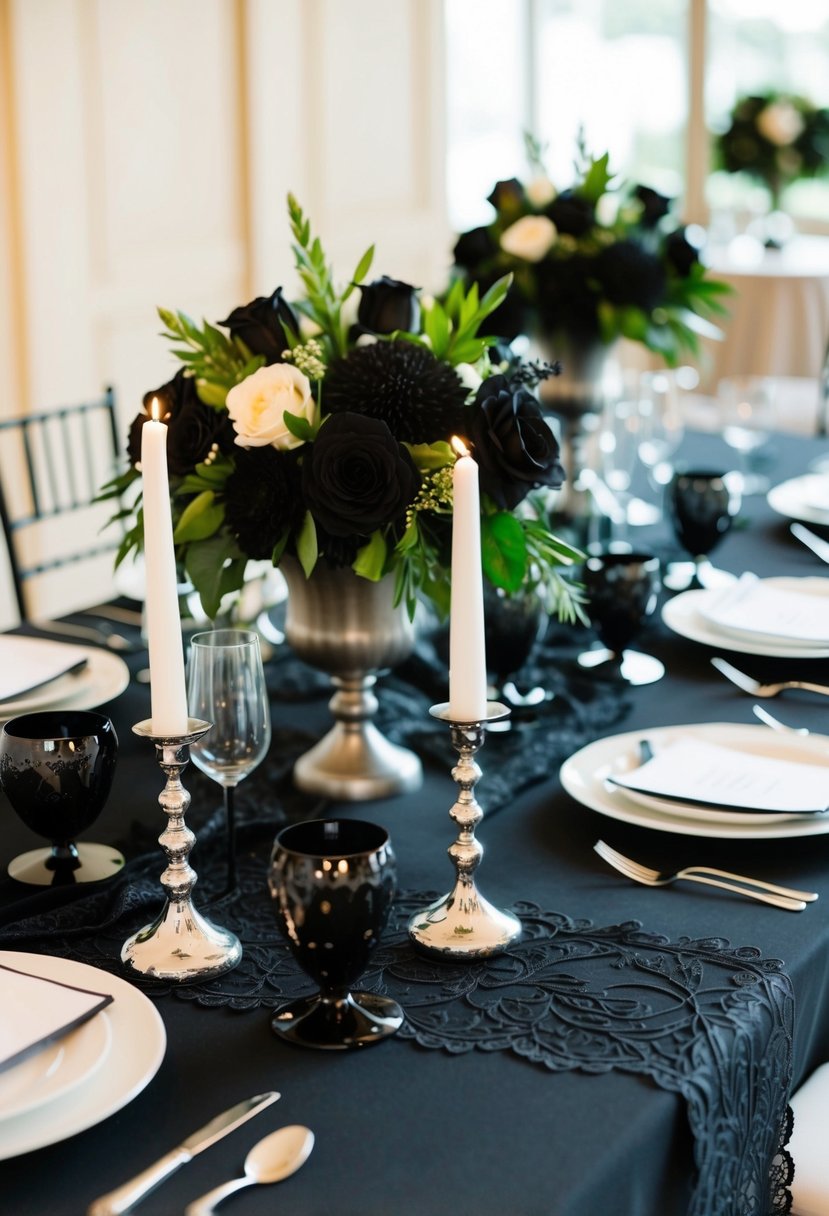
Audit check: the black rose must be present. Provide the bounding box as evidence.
[634,185,672,228]
[357,276,420,334]
[665,228,701,276]
[302,412,420,537]
[534,255,602,339]
[487,178,525,214]
[128,370,234,476]
[595,240,667,312]
[466,376,565,510]
[219,288,299,364]
[453,226,498,271]
[546,190,595,237]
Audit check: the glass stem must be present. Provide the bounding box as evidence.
[224,783,237,895]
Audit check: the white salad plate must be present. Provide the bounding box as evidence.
[560,722,829,840]
[661,578,829,658]
[0,953,166,1160]
[0,1006,112,1123]
[768,473,829,528]
[0,646,130,724]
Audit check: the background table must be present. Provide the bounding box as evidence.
[2,428,829,1215]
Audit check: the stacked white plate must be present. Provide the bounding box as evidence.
[0,953,165,1159]
[768,473,829,527]
[0,637,129,725]
[560,722,829,840]
[662,576,829,658]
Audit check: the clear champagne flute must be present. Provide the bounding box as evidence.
[717,375,776,494]
[637,369,685,509]
[188,629,271,893]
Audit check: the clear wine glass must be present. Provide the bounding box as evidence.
[598,380,643,543]
[717,375,776,494]
[637,370,685,508]
[188,629,271,893]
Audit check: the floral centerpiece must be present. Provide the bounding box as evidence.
[450,143,729,364]
[105,197,583,624]
[714,91,829,209]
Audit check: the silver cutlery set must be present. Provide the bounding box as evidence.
[87,1092,313,1215]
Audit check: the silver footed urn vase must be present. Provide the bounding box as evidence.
[281,558,422,800]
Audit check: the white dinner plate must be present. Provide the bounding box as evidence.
[560,722,829,839]
[0,1007,112,1123]
[768,474,829,527]
[0,953,166,1160]
[661,578,829,658]
[0,647,130,724]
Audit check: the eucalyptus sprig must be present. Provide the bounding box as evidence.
[158,308,264,407]
[287,193,374,359]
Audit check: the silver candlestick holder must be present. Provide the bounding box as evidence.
[408,702,522,959]
[121,718,242,983]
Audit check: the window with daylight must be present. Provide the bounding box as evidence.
[445,0,829,233]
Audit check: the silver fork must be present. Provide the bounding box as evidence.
[593,840,817,911]
[791,522,829,564]
[711,656,829,699]
[752,704,810,736]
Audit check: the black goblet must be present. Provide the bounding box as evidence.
[268,818,403,1050]
[665,468,741,591]
[0,710,122,885]
[484,582,549,715]
[578,551,664,685]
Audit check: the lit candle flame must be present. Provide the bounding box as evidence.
[149,396,162,422]
[451,435,470,459]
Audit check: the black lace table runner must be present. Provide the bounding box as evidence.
[0,837,794,1216]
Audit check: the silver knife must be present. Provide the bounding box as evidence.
[86,1092,279,1216]
[790,522,829,564]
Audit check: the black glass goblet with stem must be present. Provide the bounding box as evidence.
[578,551,664,685]
[0,710,121,885]
[484,582,549,715]
[268,818,403,1050]
[665,468,741,591]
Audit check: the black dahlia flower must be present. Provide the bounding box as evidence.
[223,447,303,560]
[323,340,469,444]
[595,241,667,312]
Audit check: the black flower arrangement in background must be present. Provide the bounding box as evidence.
[104,198,584,623]
[449,139,730,363]
[713,91,829,208]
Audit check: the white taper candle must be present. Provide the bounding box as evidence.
[141,398,189,735]
[449,437,488,721]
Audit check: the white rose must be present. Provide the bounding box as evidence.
[756,101,804,147]
[525,175,556,208]
[500,215,557,262]
[226,364,314,449]
[455,362,483,395]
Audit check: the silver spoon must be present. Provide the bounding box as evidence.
[184,1125,314,1216]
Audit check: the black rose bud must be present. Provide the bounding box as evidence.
[665,228,700,276]
[452,226,498,270]
[357,276,420,334]
[466,376,565,510]
[487,178,525,214]
[546,190,595,237]
[128,370,234,476]
[595,240,667,312]
[219,287,299,365]
[302,412,420,537]
[634,185,672,228]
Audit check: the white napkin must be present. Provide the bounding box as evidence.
[609,737,829,814]
[0,636,89,704]
[699,574,829,646]
[0,963,112,1073]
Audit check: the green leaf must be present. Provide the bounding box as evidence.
[271,529,290,565]
[195,380,229,408]
[184,533,237,619]
[406,440,454,470]
[173,491,224,542]
[282,410,313,442]
[481,511,527,592]
[423,299,450,357]
[578,153,613,204]
[296,510,318,577]
[342,245,375,301]
[352,530,388,581]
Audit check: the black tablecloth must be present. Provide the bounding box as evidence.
[3,428,829,1215]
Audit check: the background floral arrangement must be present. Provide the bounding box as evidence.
[450,143,729,365]
[106,198,583,621]
[714,91,829,206]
